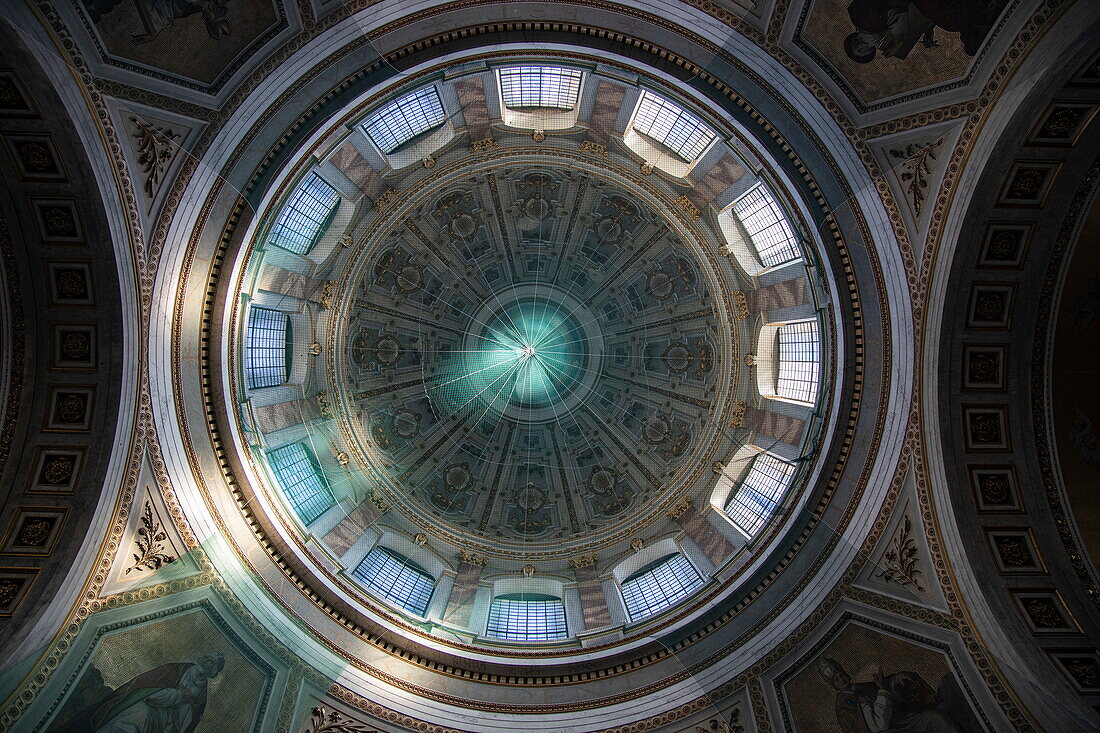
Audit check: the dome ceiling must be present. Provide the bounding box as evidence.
[3,1,1099,731]
[333,159,742,555]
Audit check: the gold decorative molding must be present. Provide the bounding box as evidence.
[580,140,608,157]
[569,554,598,569]
[531,129,546,142]
[422,155,436,169]
[522,564,536,577]
[731,290,749,320]
[319,280,337,309]
[334,451,350,466]
[470,137,498,153]
[316,390,333,418]
[338,233,353,247]
[640,161,654,175]
[630,538,644,552]
[728,399,747,429]
[673,195,699,220]
[374,188,399,209]
[308,342,322,356]
[366,488,391,512]
[460,550,488,567]
[667,498,693,520]
[414,532,428,546]
[744,353,757,367]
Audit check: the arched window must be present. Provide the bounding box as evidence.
[724,453,795,537]
[485,594,568,641]
[620,553,705,622]
[363,86,447,154]
[630,90,715,163]
[498,66,583,110]
[776,320,820,404]
[266,442,334,525]
[268,174,340,255]
[244,306,290,389]
[729,183,800,268]
[353,546,435,616]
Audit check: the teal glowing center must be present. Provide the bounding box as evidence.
[431,300,587,419]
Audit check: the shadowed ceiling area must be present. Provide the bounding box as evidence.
[0,1,1098,732]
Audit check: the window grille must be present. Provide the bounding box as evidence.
[631,90,716,162]
[732,184,800,267]
[363,87,447,154]
[353,546,434,616]
[725,453,795,537]
[267,443,334,525]
[498,66,583,109]
[268,174,340,255]
[620,553,705,622]
[245,307,290,389]
[776,320,820,403]
[485,594,568,641]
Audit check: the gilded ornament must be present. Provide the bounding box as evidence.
[731,290,749,320]
[673,195,700,220]
[532,129,546,142]
[308,342,322,356]
[640,161,654,175]
[568,554,598,569]
[744,353,757,367]
[579,140,608,156]
[667,498,692,520]
[522,564,536,577]
[470,137,499,153]
[460,550,487,567]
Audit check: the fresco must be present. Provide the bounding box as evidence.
[782,620,982,732]
[46,606,271,732]
[799,0,1008,106]
[76,0,280,87]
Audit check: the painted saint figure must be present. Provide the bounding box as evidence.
[817,657,972,732]
[83,0,232,44]
[843,0,1004,63]
[81,651,224,733]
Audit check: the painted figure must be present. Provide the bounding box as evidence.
[83,0,232,43]
[817,657,970,732]
[80,651,225,732]
[843,0,1003,63]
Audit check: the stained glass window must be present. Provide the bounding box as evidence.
[268,174,340,255]
[732,184,800,267]
[631,90,716,162]
[267,442,334,525]
[498,66,583,109]
[725,453,795,537]
[777,320,820,403]
[245,306,290,389]
[620,553,705,622]
[363,87,447,154]
[353,546,434,616]
[485,594,568,641]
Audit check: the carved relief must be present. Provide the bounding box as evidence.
[874,515,924,591]
[130,117,180,200]
[126,500,177,575]
[888,138,943,217]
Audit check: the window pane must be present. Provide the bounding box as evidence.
[485,594,568,641]
[777,320,820,403]
[725,454,795,537]
[732,184,800,267]
[498,66,583,109]
[269,174,340,255]
[632,90,716,162]
[620,553,705,622]
[353,546,434,616]
[364,86,447,154]
[267,443,334,525]
[245,307,289,389]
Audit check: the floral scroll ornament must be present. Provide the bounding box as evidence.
[126,500,176,575]
[305,707,379,733]
[875,514,924,591]
[888,137,943,218]
[130,117,180,200]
